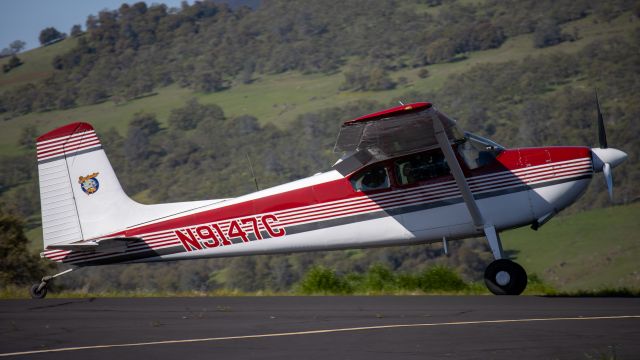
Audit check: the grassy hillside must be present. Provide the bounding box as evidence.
[0,37,78,90]
[503,202,640,291]
[0,12,636,157]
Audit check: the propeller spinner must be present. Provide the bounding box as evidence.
[591,91,627,201]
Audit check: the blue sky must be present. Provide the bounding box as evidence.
[0,0,188,51]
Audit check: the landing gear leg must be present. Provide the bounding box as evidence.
[483,225,527,295]
[29,268,74,299]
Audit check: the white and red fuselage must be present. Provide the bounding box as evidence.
[41,140,593,267]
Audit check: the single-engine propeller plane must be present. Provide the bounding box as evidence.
[30,99,627,298]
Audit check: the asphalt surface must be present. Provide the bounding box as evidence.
[0,296,639,359]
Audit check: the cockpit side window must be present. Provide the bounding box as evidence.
[350,166,390,192]
[394,151,450,186]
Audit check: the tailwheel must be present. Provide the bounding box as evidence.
[28,268,75,299]
[484,259,527,295]
[29,283,48,299]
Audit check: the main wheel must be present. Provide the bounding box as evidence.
[484,259,527,295]
[29,283,48,299]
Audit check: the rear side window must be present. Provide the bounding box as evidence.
[350,166,390,192]
[395,152,449,186]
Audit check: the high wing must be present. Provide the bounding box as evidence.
[333,102,462,174]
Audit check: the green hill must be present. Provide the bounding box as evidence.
[0,37,78,91]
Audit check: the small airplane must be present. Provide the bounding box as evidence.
[30,98,627,298]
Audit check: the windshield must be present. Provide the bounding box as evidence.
[456,132,504,170]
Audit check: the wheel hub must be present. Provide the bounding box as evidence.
[496,271,511,286]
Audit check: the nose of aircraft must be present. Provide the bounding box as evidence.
[591,147,628,172]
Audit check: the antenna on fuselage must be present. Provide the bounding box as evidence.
[245,152,260,192]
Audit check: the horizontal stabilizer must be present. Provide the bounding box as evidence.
[47,237,143,253]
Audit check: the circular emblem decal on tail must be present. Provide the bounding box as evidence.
[78,172,100,195]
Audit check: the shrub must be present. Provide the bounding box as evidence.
[2,55,22,73]
[297,264,470,294]
[360,264,397,292]
[415,266,468,292]
[298,266,352,294]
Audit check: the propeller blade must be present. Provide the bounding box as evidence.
[595,90,608,149]
[603,162,613,201]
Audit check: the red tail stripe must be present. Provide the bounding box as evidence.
[37,135,100,155]
[37,141,101,160]
[37,139,101,157]
[36,131,97,150]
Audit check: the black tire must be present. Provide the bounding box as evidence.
[483,259,527,295]
[29,283,47,299]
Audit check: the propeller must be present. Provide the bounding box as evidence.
[602,163,612,200]
[596,90,607,149]
[590,90,627,202]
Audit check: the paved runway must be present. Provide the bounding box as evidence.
[0,296,639,359]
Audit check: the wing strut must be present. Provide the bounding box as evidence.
[431,110,504,260]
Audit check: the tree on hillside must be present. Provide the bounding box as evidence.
[424,38,457,64]
[0,40,26,59]
[193,71,229,93]
[124,112,162,162]
[341,62,396,91]
[9,40,26,54]
[70,24,83,37]
[18,124,38,149]
[2,55,23,73]
[533,20,567,48]
[168,98,225,130]
[0,212,52,287]
[39,27,66,45]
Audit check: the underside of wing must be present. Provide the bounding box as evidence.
[333,102,463,174]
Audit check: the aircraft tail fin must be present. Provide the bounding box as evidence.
[36,122,138,249]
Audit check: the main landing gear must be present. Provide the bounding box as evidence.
[483,225,528,295]
[29,268,74,299]
[484,259,528,295]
